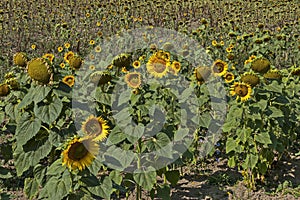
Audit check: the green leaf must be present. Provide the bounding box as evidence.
[118,90,131,106]
[33,85,51,103]
[264,81,283,93]
[157,184,171,200]
[107,126,127,145]
[88,176,113,200]
[109,170,122,185]
[16,117,41,146]
[254,132,272,146]
[257,99,268,110]
[24,178,39,200]
[237,128,251,144]
[165,170,180,186]
[17,88,35,109]
[0,166,12,179]
[34,96,63,125]
[47,159,65,176]
[226,137,237,153]
[133,167,157,191]
[198,112,212,128]
[33,164,46,186]
[267,106,284,118]
[245,154,258,169]
[174,128,189,141]
[228,156,236,168]
[14,137,52,176]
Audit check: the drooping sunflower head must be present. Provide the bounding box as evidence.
[250,57,271,74]
[264,69,282,80]
[62,75,75,87]
[146,52,170,78]
[291,67,300,76]
[27,58,52,84]
[64,51,75,63]
[42,53,55,63]
[6,78,19,90]
[240,72,260,87]
[230,82,252,102]
[13,52,27,67]
[194,66,211,84]
[112,53,132,68]
[125,72,142,88]
[0,83,10,97]
[69,55,83,70]
[212,59,228,76]
[89,71,112,85]
[82,115,109,141]
[62,136,99,171]
[169,61,181,75]
[224,72,234,83]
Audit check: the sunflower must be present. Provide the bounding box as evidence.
[250,57,270,73]
[82,115,109,141]
[69,55,83,70]
[230,82,252,102]
[62,75,75,87]
[90,71,112,85]
[58,46,63,52]
[112,53,132,68]
[89,40,95,45]
[132,60,141,69]
[89,65,95,70]
[291,67,300,76]
[60,63,65,69]
[64,51,75,63]
[42,53,55,63]
[125,72,142,88]
[264,70,282,79]
[64,43,71,49]
[62,136,99,171]
[212,40,217,46]
[31,44,36,50]
[169,61,181,75]
[27,58,52,84]
[240,72,260,87]
[162,42,174,51]
[146,52,170,78]
[224,72,234,83]
[13,52,27,67]
[94,45,102,53]
[194,66,211,84]
[0,83,10,97]
[212,59,228,76]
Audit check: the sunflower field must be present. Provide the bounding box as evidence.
[1,0,300,199]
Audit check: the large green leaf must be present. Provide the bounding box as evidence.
[254,132,272,146]
[106,126,127,145]
[88,176,113,200]
[24,178,39,200]
[17,87,35,109]
[225,137,238,153]
[14,137,52,176]
[33,85,51,103]
[133,167,157,191]
[0,166,12,179]
[156,184,171,200]
[16,117,41,146]
[165,170,180,186]
[34,96,63,125]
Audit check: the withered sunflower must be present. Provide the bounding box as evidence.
[264,70,282,79]
[89,71,112,85]
[62,136,99,171]
[250,57,270,73]
[125,72,142,88]
[230,82,252,102]
[194,66,211,84]
[0,83,10,97]
[146,52,170,78]
[82,115,109,141]
[291,67,300,76]
[240,72,260,87]
[212,59,228,76]
[69,55,83,70]
[13,52,27,67]
[62,75,75,87]
[27,58,52,84]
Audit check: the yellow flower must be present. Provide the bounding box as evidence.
[212,40,217,46]
[62,136,99,171]
[224,72,234,83]
[211,59,228,76]
[89,40,95,45]
[62,75,75,87]
[82,115,109,141]
[31,44,36,50]
[169,61,181,75]
[58,46,63,52]
[146,52,170,78]
[230,82,252,102]
[125,72,142,88]
[60,63,65,69]
[42,53,55,63]
[132,60,141,69]
[64,51,75,64]
[64,43,71,49]
[94,45,102,53]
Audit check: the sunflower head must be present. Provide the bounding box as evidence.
[27,58,52,84]
[194,66,211,84]
[132,60,141,69]
[146,52,170,78]
[212,59,228,76]
[112,53,132,68]
[42,53,55,63]
[62,136,99,171]
[264,70,282,79]
[69,55,83,70]
[89,71,112,85]
[162,42,174,51]
[291,67,300,76]
[169,61,181,75]
[230,82,252,102]
[224,72,234,83]
[125,72,142,88]
[6,78,19,90]
[62,75,75,87]
[250,57,271,73]
[82,115,109,141]
[0,83,10,97]
[13,52,27,67]
[240,72,260,87]
[64,51,75,63]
